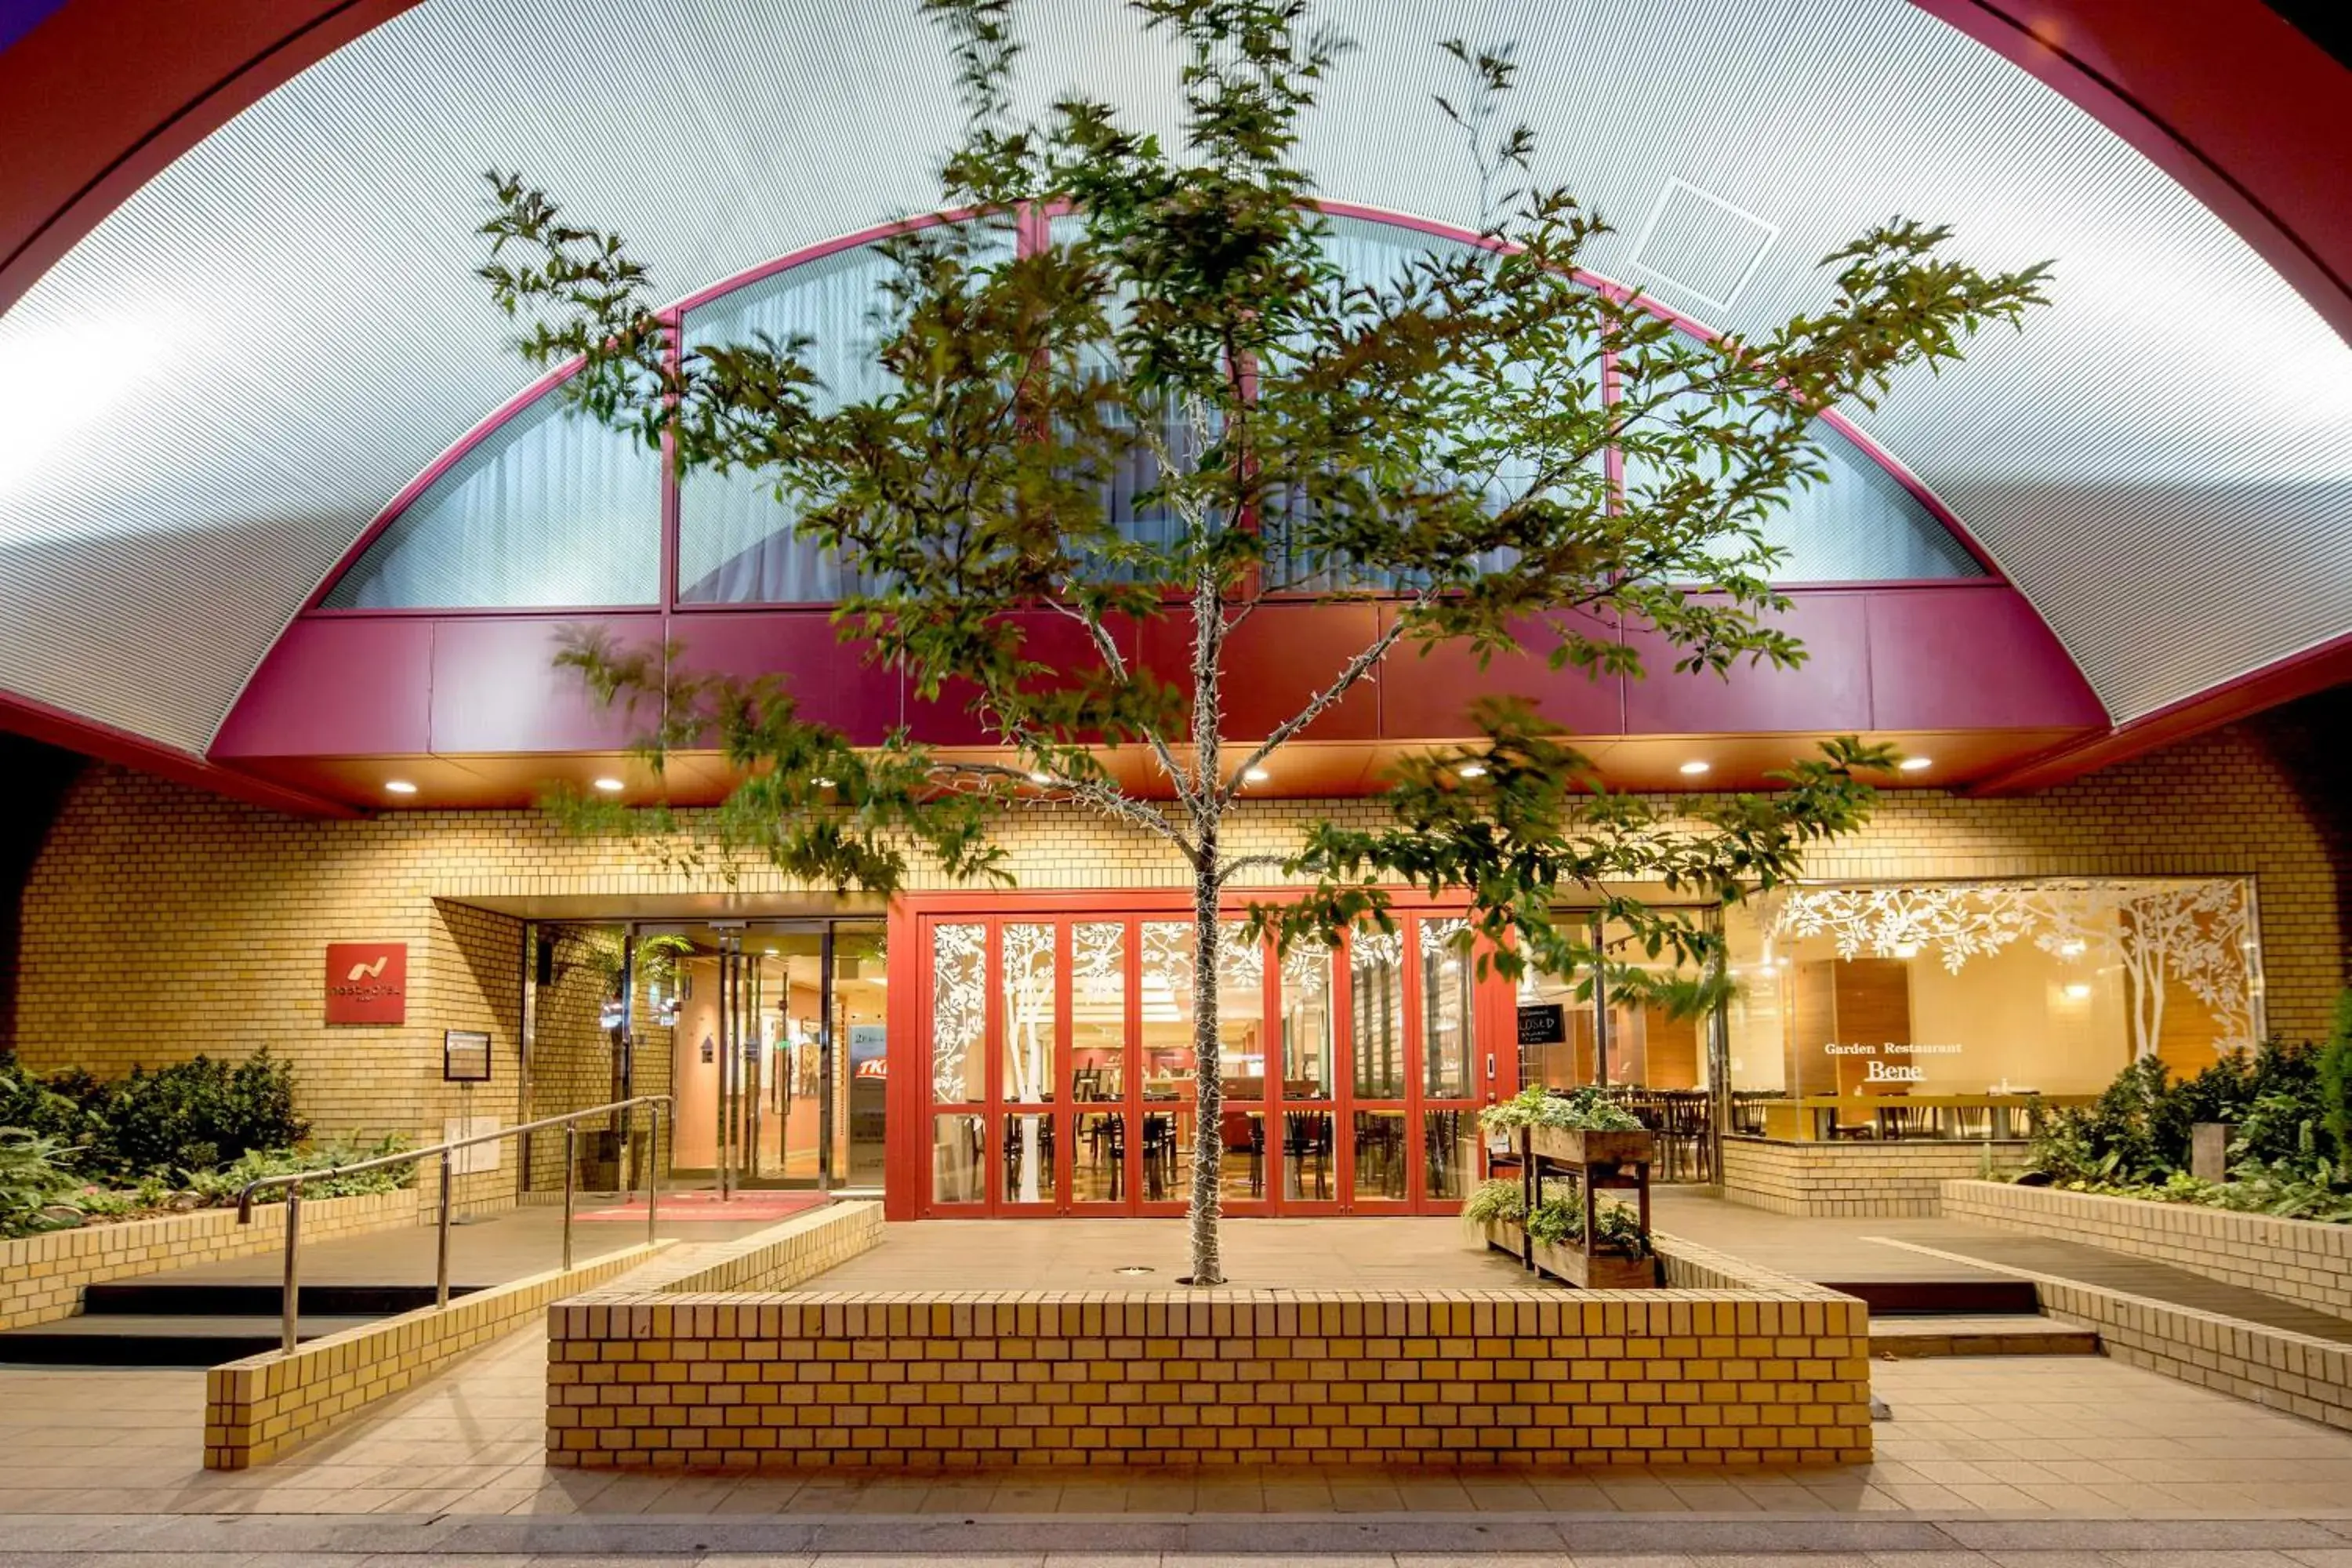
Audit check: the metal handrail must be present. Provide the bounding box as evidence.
[237,1094,673,1356]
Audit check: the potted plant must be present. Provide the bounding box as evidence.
[1463,1177,1526,1255]
[1526,1185,1656,1290]
[1479,1085,1653,1168]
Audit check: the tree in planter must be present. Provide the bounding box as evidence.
[475,0,2048,1283]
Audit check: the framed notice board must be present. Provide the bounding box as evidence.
[443,1029,492,1083]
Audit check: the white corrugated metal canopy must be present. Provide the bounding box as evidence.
[0,0,2347,755]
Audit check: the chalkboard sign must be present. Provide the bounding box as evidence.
[1516,1003,1566,1047]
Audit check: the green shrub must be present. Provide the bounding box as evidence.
[0,1128,82,1238]
[0,1050,308,1181]
[180,1134,415,1207]
[2030,1033,2350,1223]
[2321,989,2352,1168]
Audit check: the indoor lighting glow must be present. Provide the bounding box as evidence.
[1678,760,1710,776]
[383,779,417,795]
[2059,938,2086,957]
[1458,763,1488,779]
[1893,942,1921,959]
[1243,766,1270,782]
[764,947,779,956]
[2063,982,2092,1000]
[1899,757,1933,772]
[592,776,624,792]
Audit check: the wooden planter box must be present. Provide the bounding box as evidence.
[1528,1125,1654,1169]
[1476,1217,1525,1257]
[1530,1235,1657,1291]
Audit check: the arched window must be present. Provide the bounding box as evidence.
[321,393,660,608]
[321,207,1984,611]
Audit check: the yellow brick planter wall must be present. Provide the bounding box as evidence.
[204,1238,667,1469]
[0,1188,423,1331]
[1940,1179,2352,1326]
[544,1223,1871,1472]
[1721,1138,2025,1218]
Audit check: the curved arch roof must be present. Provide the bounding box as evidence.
[0,0,2349,766]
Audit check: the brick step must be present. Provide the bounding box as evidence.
[0,1313,383,1367]
[1818,1278,2042,1315]
[82,1281,483,1316]
[1869,1312,2100,1358]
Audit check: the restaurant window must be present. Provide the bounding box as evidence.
[1723,877,2263,1136]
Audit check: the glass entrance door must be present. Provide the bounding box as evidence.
[638,918,886,1193]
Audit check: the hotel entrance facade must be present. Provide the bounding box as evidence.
[521,866,2275,1223]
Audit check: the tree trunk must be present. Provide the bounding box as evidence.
[1189,833,1225,1284]
[1188,546,1226,1287]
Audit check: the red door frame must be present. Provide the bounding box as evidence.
[885,888,1518,1220]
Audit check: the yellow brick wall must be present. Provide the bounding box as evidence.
[0,1188,423,1331]
[10,717,2344,1163]
[205,1237,666,1469]
[1720,1138,2028,1218]
[546,1281,1872,1469]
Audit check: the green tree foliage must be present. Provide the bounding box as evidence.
[474,0,2049,1282]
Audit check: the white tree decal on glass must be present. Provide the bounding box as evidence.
[931,922,986,1102]
[1002,923,1056,1203]
[1766,878,2258,1058]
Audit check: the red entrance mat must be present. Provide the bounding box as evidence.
[574,1191,833,1222]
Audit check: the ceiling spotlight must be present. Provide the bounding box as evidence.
[1678,760,1710,776]
[592,776,624,793]
[1458,763,1488,779]
[1243,766,1270,783]
[2063,982,2092,1000]
[383,779,418,796]
[1898,757,1933,773]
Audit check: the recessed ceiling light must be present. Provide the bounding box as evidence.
[1678,760,1710,776]
[383,779,417,795]
[1898,757,1933,773]
[1458,763,1488,779]
[592,776,624,793]
[1243,766,1270,782]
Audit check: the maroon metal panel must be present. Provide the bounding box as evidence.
[905,611,1127,748]
[1172,602,1385,743]
[1375,607,1625,742]
[426,614,662,754]
[666,609,902,746]
[210,615,434,758]
[1866,583,2105,732]
[1621,592,1874,735]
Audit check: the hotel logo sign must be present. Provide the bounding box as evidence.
[325,942,408,1025]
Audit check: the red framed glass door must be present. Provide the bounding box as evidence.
[911,899,1508,1218]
